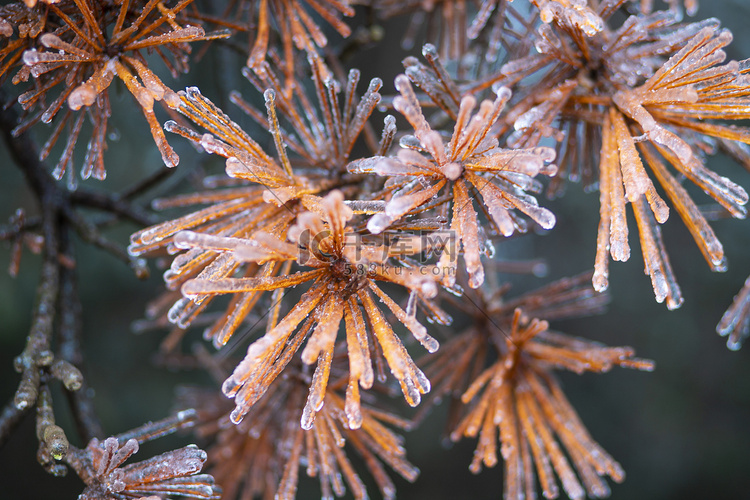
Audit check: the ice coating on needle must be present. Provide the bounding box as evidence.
[168,191,445,429]
[355,77,557,287]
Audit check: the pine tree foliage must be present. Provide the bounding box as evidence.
[1,1,749,500]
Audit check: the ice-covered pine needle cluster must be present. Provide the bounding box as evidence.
[4,1,750,500]
[123,0,750,499]
[479,2,749,308]
[2,0,227,185]
[178,359,419,500]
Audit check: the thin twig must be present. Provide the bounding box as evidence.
[58,228,104,442]
[62,206,148,277]
[69,188,159,226]
[121,166,176,200]
[0,400,27,450]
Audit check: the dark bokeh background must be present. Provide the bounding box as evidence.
[2,1,750,499]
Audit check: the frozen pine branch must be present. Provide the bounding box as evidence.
[2,2,750,500]
[422,277,652,500]
[350,76,557,288]
[64,411,220,500]
[6,0,227,184]
[177,358,416,500]
[482,5,749,307]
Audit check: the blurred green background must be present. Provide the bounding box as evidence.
[1,1,750,499]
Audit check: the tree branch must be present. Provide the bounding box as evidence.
[58,228,104,443]
[0,400,27,450]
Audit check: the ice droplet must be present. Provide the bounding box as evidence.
[420,279,438,299]
[0,19,12,37]
[345,396,363,430]
[495,86,512,103]
[539,206,558,229]
[300,400,316,430]
[22,49,40,66]
[402,377,421,407]
[610,237,630,262]
[592,271,608,292]
[225,157,249,178]
[415,367,431,394]
[367,213,392,234]
[229,406,245,425]
[514,106,545,131]
[727,338,742,351]
[163,90,181,109]
[468,266,485,289]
